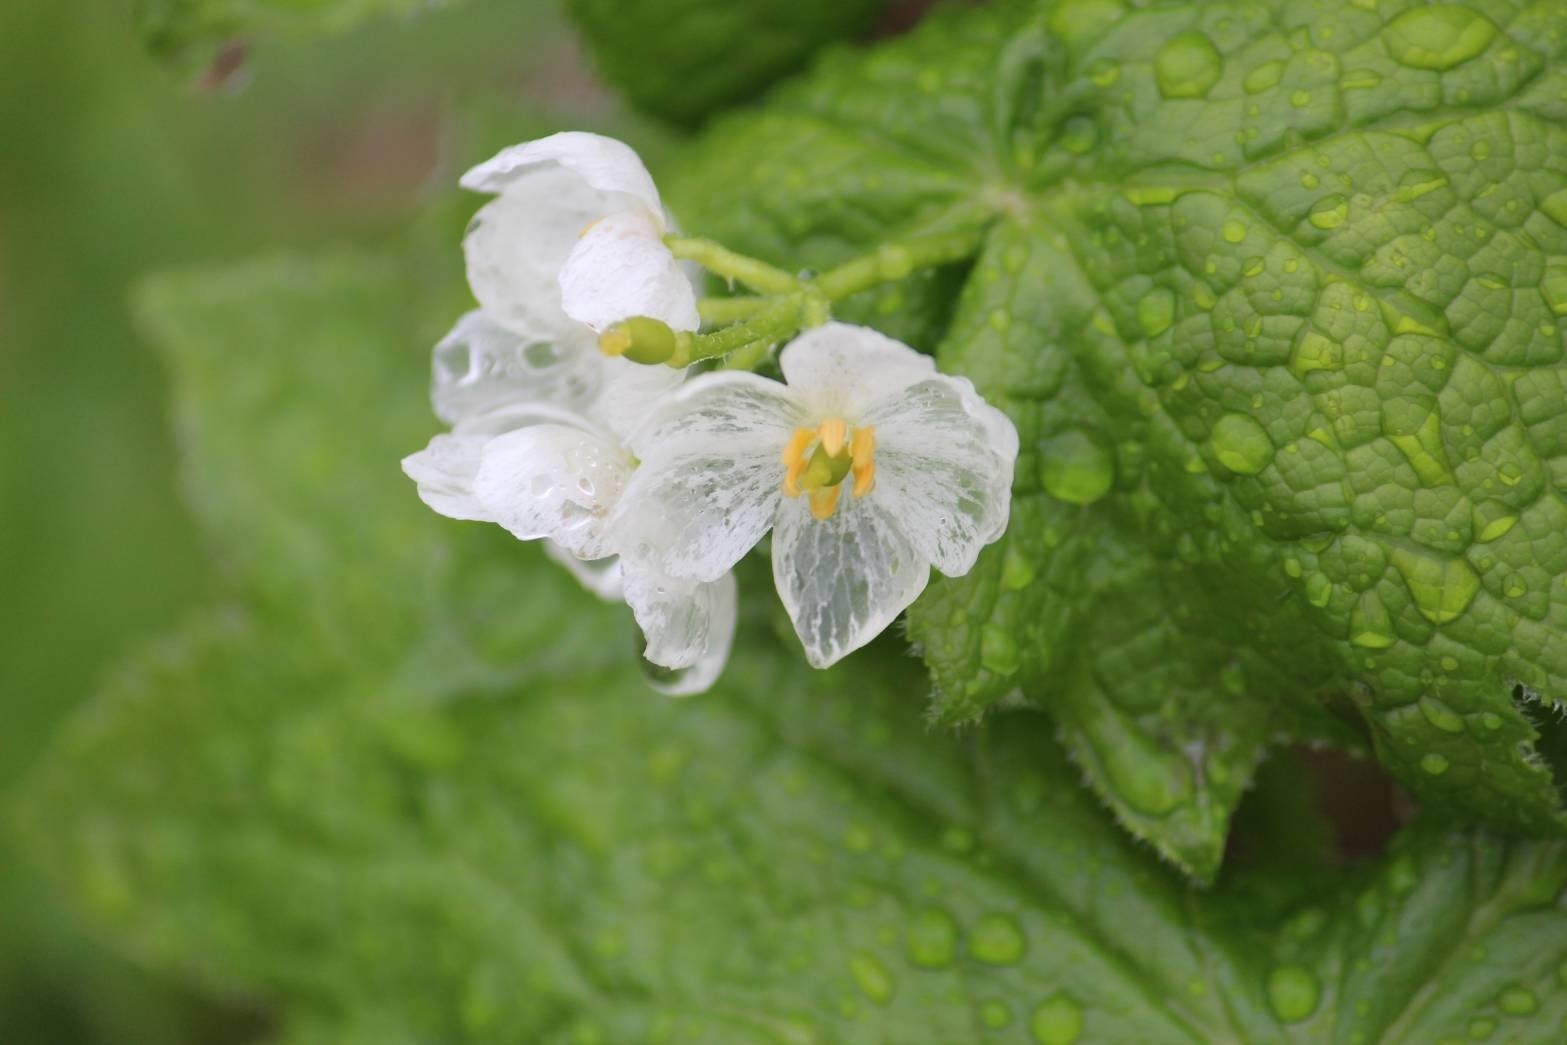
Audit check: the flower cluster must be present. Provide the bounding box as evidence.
[404,132,1018,693]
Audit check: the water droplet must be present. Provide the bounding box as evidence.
[1472,500,1517,543]
[1498,985,1537,1016]
[970,913,1027,965]
[1155,31,1223,100]
[904,907,958,969]
[1209,413,1274,475]
[1342,68,1382,90]
[1350,595,1396,649]
[1309,195,1350,230]
[1420,752,1450,775]
[1305,572,1334,608]
[1419,695,1466,734]
[1244,60,1285,93]
[1290,89,1313,108]
[1300,171,1320,189]
[1382,395,1453,486]
[1390,548,1480,624]
[1468,1017,1496,1039]
[1222,219,1249,243]
[981,624,1022,677]
[1542,190,1567,229]
[1382,6,1498,71]
[1268,965,1320,1023]
[1481,712,1502,730]
[1030,994,1084,1044]
[1087,58,1121,87]
[1039,428,1115,505]
[1137,287,1176,337]
[1059,115,1098,155]
[1290,330,1344,376]
[848,952,894,1005]
[980,1000,1012,1029]
[844,824,874,853]
[1504,573,1527,598]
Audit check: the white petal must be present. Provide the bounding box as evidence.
[778,322,939,417]
[771,494,930,669]
[431,309,600,425]
[591,355,685,441]
[860,375,1019,576]
[559,209,699,333]
[462,166,620,331]
[623,567,736,687]
[612,373,805,582]
[544,543,625,601]
[402,433,491,522]
[472,422,632,559]
[460,132,664,220]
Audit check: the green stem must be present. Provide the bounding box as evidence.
[666,236,800,295]
[812,226,989,301]
[697,296,770,325]
[681,298,802,365]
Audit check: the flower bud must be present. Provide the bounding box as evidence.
[599,316,680,365]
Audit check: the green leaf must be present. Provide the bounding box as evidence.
[24,236,1567,1043]
[669,0,1567,876]
[138,0,458,68]
[564,0,889,126]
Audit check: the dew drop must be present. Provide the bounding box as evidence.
[1472,500,1517,543]
[1498,985,1537,1016]
[1382,5,1498,71]
[1268,965,1320,1023]
[980,1000,1012,1029]
[1418,695,1466,734]
[1244,60,1285,93]
[1155,31,1223,99]
[1468,1017,1495,1039]
[1086,58,1121,88]
[1030,994,1084,1045]
[980,624,1022,677]
[1222,219,1249,243]
[1209,413,1274,475]
[1309,195,1350,230]
[1420,752,1451,775]
[970,913,1027,965]
[1390,548,1480,625]
[848,952,894,1005]
[1039,428,1115,505]
[904,907,959,969]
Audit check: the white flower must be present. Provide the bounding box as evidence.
[460,131,698,336]
[610,322,1019,668]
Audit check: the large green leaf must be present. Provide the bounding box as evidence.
[20,241,1567,1045]
[564,0,888,125]
[669,0,1567,878]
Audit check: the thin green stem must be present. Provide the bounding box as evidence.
[812,226,989,301]
[681,297,803,365]
[666,236,800,295]
[698,296,771,325]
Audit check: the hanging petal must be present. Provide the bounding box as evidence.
[401,433,493,522]
[623,568,737,693]
[471,422,632,560]
[431,309,601,425]
[460,131,664,220]
[771,493,931,669]
[544,543,625,602]
[612,373,805,582]
[860,375,1019,576]
[778,321,940,418]
[559,209,700,333]
[462,166,620,332]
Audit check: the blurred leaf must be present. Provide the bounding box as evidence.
[564,0,888,125]
[139,0,461,69]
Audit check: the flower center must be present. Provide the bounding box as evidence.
[780,417,876,519]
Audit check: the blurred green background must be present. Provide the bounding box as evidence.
[0,2,601,1039]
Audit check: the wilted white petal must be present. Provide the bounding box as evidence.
[460,131,663,220]
[401,433,492,522]
[613,373,805,581]
[560,209,699,333]
[463,166,620,331]
[860,376,1018,576]
[771,494,929,669]
[544,543,624,601]
[778,321,939,417]
[472,422,632,559]
[623,567,736,685]
[432,309,600,425]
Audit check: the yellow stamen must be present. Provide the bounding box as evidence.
[779,419,877,517]
[808,484,842,520]
[850,425,876,497]
[818,417,848,457]
[781,427,817,497]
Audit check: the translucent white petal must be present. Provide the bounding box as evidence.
[771,494,930,669]
[623,567,736,687]
[544,543,625,601]
[646,574,737,697]
[591,355,685,441]
[460,132,664,220]
[472,422,633,559]
[401,433,492,522]
[431,309,600,425]
[462,166,621,331]
[778,322,939,418]
[559,209,699,333]
[860,375,1019,576]
[612,373,805,581]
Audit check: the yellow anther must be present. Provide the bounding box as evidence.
[599,328,632,357]
[818,417,848,456]
[808,484,842,520]
[850,425,877,498]
[781,427,817,497]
